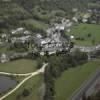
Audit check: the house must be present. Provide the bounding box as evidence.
[11,35,31,44]
[36,34,42,39]
[1,33,7,38]
[24,31,31,35]
[72,17,78,22]
[82,13,91,23]
[55,24,65,32]
[82,18,88,23]
[66,29,71,33]
[72,8,78,12]
[70,35,74,39]
[11,27,24,35]
[0,53,9,63]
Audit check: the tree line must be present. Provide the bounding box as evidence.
[43,50,88,100]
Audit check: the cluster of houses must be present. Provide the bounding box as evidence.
[0,28,32,46]
[72,7,100,24]
[0,6,99,64]
[0,15,100,63]
[0,18,74,64]
[0,28,33,63]
[11,27,32,44]
[34,18,73,55]
[0,52,29,63]
[72,13,92,24]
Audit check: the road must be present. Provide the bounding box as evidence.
[71,45,100,53]
[0,63,48,100]
[86,76,100,97]
[69,68,100,100]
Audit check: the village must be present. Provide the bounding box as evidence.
[0,7,100,63]
[0,1,100,100]
[0,17,74,63]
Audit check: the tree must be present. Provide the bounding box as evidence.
[87,33,92,38]
[22,89,30,97]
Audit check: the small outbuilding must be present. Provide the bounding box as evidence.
[0,53,9,63]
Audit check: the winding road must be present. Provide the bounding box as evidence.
[0,63,48,100]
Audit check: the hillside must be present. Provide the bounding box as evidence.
[0,0,99,33]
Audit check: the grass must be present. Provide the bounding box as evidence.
[4,75,44,100]
[0,59,37,73]
[55,59,100,100]
[20,19,49,30]
[0,47,7,53]
[66,23,100,46]
[0,46,15,54]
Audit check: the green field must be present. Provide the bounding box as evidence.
[20,19,49,30]
[67,24,100,46]
[0,59,37,73]
[55,59,100,100]
[0,47,7,53]
[5,75,43,100]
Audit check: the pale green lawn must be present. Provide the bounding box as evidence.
[55,59,100,100]
[0,59,37,73]
[0,47,8,53]
[20,19,49,30]
[66,24,100,46]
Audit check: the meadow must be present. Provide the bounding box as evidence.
[0,59,37,73]
[67,23,100,46]
[55,59,100,100]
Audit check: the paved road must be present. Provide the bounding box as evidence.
[69,68,100,100]
[86,76,100,97]
[0,63,48,100]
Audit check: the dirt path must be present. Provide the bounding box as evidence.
[0,63,48,100]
